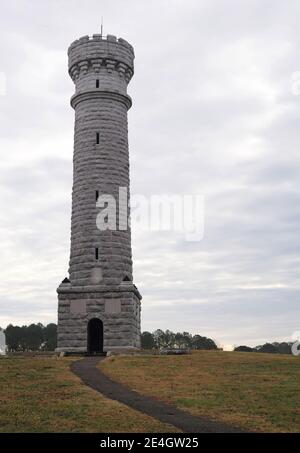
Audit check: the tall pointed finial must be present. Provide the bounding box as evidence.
[101,16,103,36]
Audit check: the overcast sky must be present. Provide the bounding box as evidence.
[0,0,300,347]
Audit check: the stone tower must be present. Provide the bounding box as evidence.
[56,34,141,353]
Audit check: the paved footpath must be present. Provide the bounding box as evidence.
[71,357,246,433]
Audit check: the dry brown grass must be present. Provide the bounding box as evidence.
[0,356,180,433]
[100,350,300,432]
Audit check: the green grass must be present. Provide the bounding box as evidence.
[0,356,179,433]
[100,350,300,432]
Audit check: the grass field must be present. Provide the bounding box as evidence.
[1,352,299,433]
[100,350,300,432]
[0,356,179,433]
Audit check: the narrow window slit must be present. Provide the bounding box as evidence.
[95,248,99,260]
[96,132,100,144]
[95,190,99,201]
[96,79,99,88]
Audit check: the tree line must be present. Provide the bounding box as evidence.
[141,329,217,350]
[1,324,295,355]
[4,323,57,352]
[234,342,294,354]
[2,325,217,352]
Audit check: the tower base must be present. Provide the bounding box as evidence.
[57,282,141,353]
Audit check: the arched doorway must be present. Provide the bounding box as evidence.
[87,318,103,353]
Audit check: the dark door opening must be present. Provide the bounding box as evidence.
[87,318,103,353]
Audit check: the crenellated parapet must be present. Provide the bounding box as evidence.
[68,35,134,85]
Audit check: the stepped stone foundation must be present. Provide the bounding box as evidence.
[56,34,141,353]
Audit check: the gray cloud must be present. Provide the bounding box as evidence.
[0,0,299,347]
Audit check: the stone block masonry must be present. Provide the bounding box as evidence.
[56,34,141,353]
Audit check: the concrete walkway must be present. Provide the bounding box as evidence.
[71,356,246,433]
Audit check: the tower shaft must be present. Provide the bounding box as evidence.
[57,34,141,353]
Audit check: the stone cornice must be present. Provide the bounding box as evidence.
[70,90,132,110]
[57,282,142,300]
[69,58,134,83]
